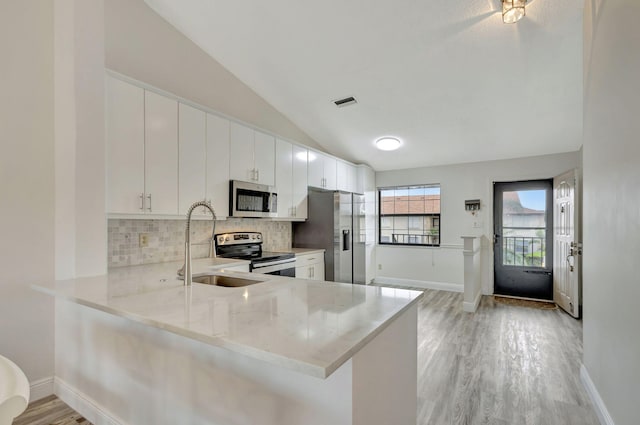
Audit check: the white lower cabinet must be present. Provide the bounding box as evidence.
[295,252,325,281]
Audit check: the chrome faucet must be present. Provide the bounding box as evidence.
[182,200,217,286]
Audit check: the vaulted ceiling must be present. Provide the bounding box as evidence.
[144,0,583,171]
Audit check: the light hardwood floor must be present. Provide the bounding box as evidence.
[415,289,599,425]
[15,289,598,425]
[13,395,90,425]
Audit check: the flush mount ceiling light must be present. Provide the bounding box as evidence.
[502,0,526,24]
[375,137,401,151]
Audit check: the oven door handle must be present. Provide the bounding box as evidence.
[251,262,296,275]
[252,258,296,268]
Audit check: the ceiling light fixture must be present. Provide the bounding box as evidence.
[375,137,401,151]
[502,0,526,24]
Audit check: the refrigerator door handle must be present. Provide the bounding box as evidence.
[342,229,351,251]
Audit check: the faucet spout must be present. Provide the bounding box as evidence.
[183,201,217,286]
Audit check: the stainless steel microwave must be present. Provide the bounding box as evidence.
[229,180,277,218]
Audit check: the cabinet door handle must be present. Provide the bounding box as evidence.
[256,168,259,182]
[146,194,152,212]
[139,193,145,210]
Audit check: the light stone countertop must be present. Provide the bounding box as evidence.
[291,247,326,256]
[33,258,422,379]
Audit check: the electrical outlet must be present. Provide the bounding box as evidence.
[378,264,382,270]
[139,233,149,247]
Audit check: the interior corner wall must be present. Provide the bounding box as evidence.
[0,0,55,384]
[582,1,640,424]
[104,0,323,151]
[375,152,579,292]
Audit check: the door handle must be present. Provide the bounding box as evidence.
[493,234,500,244]
[524,270,552,276]
[566,254,575,272]
[342,229,351,251]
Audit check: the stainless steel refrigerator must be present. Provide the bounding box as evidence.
[293,188,366,284]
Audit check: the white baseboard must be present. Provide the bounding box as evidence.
[580,364,615,425]
[463,291,482,313]
[373,277,463,293]
[54,377,125,425]
[30,376,54,401]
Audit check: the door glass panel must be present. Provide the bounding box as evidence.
[502,190,547,267]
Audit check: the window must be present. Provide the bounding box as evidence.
[379,185,440,246]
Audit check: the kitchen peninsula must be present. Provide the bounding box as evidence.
[34,258,422,425]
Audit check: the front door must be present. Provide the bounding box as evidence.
[494,180,553,300]
[553,170,581,317]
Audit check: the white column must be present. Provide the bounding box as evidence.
[461,236,481,312]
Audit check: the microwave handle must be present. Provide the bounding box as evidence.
[270,193,278,213]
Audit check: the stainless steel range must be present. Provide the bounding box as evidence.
[214,232,295,277]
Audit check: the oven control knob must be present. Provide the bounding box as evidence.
[257,234,261,240]
[218,237,224,243]
[225,237,230,242]
[251,235,256,239]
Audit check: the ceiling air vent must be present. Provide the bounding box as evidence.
[333,96,357,108]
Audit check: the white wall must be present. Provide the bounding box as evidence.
[0,0,55,385]
[55,0,107,280]
[0,0,106,397]
[104,0,323,151]
[375,152,579,293]
[582,1,640,424]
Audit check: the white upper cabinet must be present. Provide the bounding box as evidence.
[106,76,178,216]
[308,151,337,190]
[107,74,362,221]
[229,122,254,183]
[291,145,308,219]
[178,103,206,215]
[229,122,275,186]
[106,75,145,214]
[206,113,230,218]
[337,160,357,193]
[254,130,275,186]
[275,139,308,219]
[275,139,293,218]
[144,91,179,215]
[307,151,324,190]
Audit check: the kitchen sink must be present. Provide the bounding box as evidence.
[191,274,267,287]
